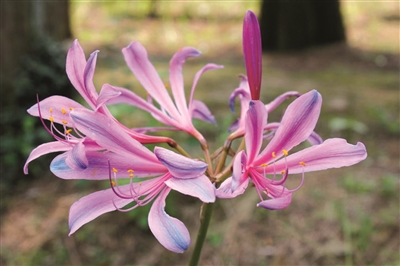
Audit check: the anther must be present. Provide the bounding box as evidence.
[260,163,268,167]
[128,169,134,178]
[272,152,276,158]
[49,116,54,123]
[281,170,286,175]
[65,129,72,134]
[61,120,68,125]
[110,181,116,187]
[69,107,74,111]
[112,167,118,173]
[282,149,288,156]
[299,161,306,167]
[61,108,67,115]
[49,108,53,113]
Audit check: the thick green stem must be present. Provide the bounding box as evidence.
[188,202,215,266]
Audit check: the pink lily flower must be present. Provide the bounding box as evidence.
[102,41,223,142]
[24,40,173,174]
[50,108,215,253]
[217,90,367,210]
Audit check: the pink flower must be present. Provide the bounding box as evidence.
[50,108,215,253]
[217,91,367,209]
[24,40,173,174]
[102,41,223,142]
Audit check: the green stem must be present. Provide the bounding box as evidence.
[188,202,215,266]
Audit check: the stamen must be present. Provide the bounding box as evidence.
[61,120,68,125]
[260,163,268,167]
[49,116,54,123]
[61,108,67,115]
[112,167,118,173]
[69,107,74,111]
[49,108,53,113]
[65,129,72,135]
[128,169,134,178]
[282,149,288,156]
[281,170,286,175]
[299,161,306,167]
[110,180,116,187]
[272,152,276,158]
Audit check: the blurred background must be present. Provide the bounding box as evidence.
[1,1,399,265]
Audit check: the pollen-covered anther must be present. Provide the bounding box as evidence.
[282,149,288,156]
[69,107,74,111]
[112,167,118,173]
[110,181,116,187]
[299,161,306,167]
[61,120,68,125]
[272,152,276,158]
[127,169,134,178]
[49,116,54,123]
[61,108,67,115]
[164,83,170,89]
[281,170,286,175]
[65,129,72,135]
[260,163,268,167]
[49,108,53,113]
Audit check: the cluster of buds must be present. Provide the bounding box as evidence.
[24,11,367,253]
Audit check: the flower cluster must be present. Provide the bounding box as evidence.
[24,10,367,253]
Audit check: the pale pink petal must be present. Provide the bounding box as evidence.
[245,100,267,163]
[24,141,72,174]
[83,50,100,106]
[216,177,249,199]
[70,108,159,163]
[307,131,323,145]
[169,47,201,123]
[66,40,87,101]
[264,91,300,113]
[148,187,190,253]
[190,100,216,124]
[122,42,180,119]
[165,174,215,203]
[27,96,85,126]
[65,141,88,170]
[188,63,223,113]
[96,84,122,110]
[231,150,247,191]
[255,90,322,165]
[267,138,367,174]
[257,193,292,210]
[51,150,166,180]
[154,147,207,179]
[243,10,262,100]
[69,187,133,235]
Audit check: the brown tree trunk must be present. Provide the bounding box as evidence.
[259,0,346,52]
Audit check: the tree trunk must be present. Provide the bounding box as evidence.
[1,0,72,187]
[259,0,346,52]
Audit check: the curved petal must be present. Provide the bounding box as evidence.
[70,108,159,163]
[148,187,190,253]
[257,192,292,210]
[307,131,323,145]
[243,10,262,100]
[165,174,215,203]
[66,40,92,105]
[231,150,247,191]
[190,100,216,124]
[154,147,207,179]
[83,50,100,107]
[169,47,201,123]
[245,100,267,163]
[216,177,249,199]
[188,63,223,113]
[27,96,85,126]
[255,90,322,165]
[96,84,122,110]
[24,141,72,174]
[266,138,367,174]
[101,84,175,126]
[122,42,180,119]
[65,141,88,170]
[69,187,133,235]
[264,91,300,113]
[51,150,166,180]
